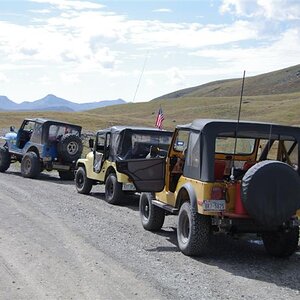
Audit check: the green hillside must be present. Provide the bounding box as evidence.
[1,65,300,132]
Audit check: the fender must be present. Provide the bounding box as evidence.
[176,182,198,211]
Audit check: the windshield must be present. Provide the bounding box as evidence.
[117,130,172,159]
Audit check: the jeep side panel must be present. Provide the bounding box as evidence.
[116,157,166,192]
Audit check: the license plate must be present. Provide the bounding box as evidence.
[122,183,136,191]
[203,200,225,212]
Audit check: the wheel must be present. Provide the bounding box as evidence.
[21,152,40,178]
[105,173,124,204]
[177,202,211,256]
[59,170,75,180]
[139,192,165,231]
[262,227,299,257]
[75,167,93,194]
[57,134,83,163]
[0,147,11,172]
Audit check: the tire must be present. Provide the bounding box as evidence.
[139,192,165,231]
[21,152,40,178]
[57,134,83,163]
[0,147,10,172]
[59,170,75,180]
[105,173,124,205]
[75,167,93,194]
[177,202,211,256]
[262,227,299,258]
[241,161,300,227]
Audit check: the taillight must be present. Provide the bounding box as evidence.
[211,186,223,200]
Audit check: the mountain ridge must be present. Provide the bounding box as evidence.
[0,94,126,112]
[154,64,300,100]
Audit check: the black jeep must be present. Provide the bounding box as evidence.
[117,119,300,257]
[75,126,173,204]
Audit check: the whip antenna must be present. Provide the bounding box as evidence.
[230,70,246,181]
[132,51,149,103]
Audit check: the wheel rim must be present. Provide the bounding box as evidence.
[67,141,78,155]
[179,210,190,244]
[106,179,114,199]
[24,158,31,173]
[141,197,150,220]
[77,172,84,188]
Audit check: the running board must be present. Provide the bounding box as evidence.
[152,199,179,214]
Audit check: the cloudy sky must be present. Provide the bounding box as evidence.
[0,0,300,103]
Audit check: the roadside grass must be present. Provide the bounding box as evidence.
[0,91,299,134]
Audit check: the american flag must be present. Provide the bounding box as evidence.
[155,107,164,129]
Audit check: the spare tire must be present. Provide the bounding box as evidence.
[241,160,300,227]
[57,134,83,162]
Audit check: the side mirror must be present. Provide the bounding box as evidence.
[10,126,15,132]
[89,138,94,149]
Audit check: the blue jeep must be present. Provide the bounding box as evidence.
[0,118,83,179]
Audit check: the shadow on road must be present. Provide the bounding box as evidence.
[146,227,179,253]
[147,227,300,292]
[4,169,76,185]
[87,192,140,211]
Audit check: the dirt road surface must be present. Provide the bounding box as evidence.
[0,168,300,299]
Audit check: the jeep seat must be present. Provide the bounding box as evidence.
[214,160,226,180]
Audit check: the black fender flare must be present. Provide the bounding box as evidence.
[176,182,198,211]
[105,166,117,181]
[26,146,40,158]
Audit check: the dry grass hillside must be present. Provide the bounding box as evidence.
[1,92,299,133]
[156,64,300,99]
[0,65,299,133]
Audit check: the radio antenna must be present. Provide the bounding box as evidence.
[230,70,246,181]
[132,50,149,103]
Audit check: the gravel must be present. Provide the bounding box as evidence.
[0,166,299,299]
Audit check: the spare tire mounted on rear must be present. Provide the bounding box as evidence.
[241,160,300,227]
[57,133,83,162]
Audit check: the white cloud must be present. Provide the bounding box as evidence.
[1,0,299,103]
[126,20,258,49]
[29,9,51,14]
[146,78,155,87]
[0,72,9,83]
[191,28,300,74]
[168,67,185,86]
[0,5,260,73]
[220,0,300,20]
[38,75,51,85]
[29,0,104,11]
[152,8,172,13]
[93,47,116,69]
[60,72,81,84]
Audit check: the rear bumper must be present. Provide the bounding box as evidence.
[212,216,300,233]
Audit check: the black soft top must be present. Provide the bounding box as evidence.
[177,119,300,140]
[177,119,300,181]
[96,125,172,135]
[25,118,82,132]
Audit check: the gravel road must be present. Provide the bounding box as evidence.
[0,167,300,300]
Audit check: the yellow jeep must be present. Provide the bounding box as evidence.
[117,119,300,257]
[75,126,172,204]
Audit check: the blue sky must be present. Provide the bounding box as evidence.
[0,0,300,103]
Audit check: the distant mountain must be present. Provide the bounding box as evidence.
[0,94,126,112]
[0,96,19,110]
[155,64,300,100]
